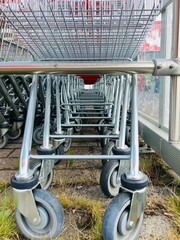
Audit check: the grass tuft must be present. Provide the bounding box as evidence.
[140,153,178,186]
[165,189,180,231]
[0,182,10,194]
[0,193,18,239]
[13,159,20,171]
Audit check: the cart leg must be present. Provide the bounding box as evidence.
[102,74,148,240]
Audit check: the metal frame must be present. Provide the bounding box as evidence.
[0,1,179,239]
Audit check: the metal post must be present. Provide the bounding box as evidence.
[42,75,51,149]
[113,76,124,134]
[127,74,143,180]
[169,0,180,142]
[117,75,131,149]
[56,77,63,134]
[18,75,38,180]
[111,77,120,125]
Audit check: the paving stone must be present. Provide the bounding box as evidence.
[4,143,22,149]
[0,158,19,170]
[0,170,16,183]
[9,149,21,158]
[0,149,14,158]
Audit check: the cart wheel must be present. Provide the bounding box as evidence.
[30,161,53,190]
[100,129,112,148]
[0,133,8,149]
[55,144,64,165]
[33,126,43,145]
[102,192,144,240]
[63,138,72,152]
[15,189,64,240]
[125,126,131,146]
[8,128,22,140]
[74,118,82,132]
[101,141,114,166]
[100,160,120,197]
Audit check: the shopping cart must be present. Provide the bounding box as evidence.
[0,1,171,240]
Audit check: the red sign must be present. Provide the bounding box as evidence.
[77,74,101,84]
[140,21,161,51]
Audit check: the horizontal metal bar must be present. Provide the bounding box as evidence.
[50,134,118,138]
[70,100,104,102]
[62,103,111,105]
[71,112,104,115]
[0,61,154,74]
[70,117,111,119]
[61,124,113,127]
[30,154,130,160]
[41,57,132,61]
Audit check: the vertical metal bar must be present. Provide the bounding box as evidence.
[18,75,38,179]
[90,5,96,58]
[113,76,124,134]
[111,77,120,125]
[63,80,70,125]
[127,74,143,180]
[118,75,130,148]
[56,77,62,134]
[42,75,51,149]
[105,4,113,58]
[169,0,180,142]
[159,9,167,128]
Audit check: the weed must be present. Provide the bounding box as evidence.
[165,189,180,230]
[0,182,10,193]
[66,149,74,155]
[0,193,18,239]
[66,159,74,168]
[140,153,177,186]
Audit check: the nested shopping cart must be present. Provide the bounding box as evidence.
[1,0,180,239]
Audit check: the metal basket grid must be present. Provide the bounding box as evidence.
[0,0,161,62]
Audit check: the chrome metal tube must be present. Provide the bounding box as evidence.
[169,0,180,142]
[31,154,130,160]
[0,61,154,74]
[113,76,124,134]
[18,75,38,180]
[118,75,131,148]
[112,77,120,125]
[42,75,51,149]
[127,74,143,180]
[56,77,62,134]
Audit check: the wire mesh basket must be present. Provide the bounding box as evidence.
[0,0,162,62]
[0,13,33,61]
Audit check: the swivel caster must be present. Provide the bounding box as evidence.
[30,160,53,190]
[100,159,129,197]
[15,189,64,240]
[102,192,144,240]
